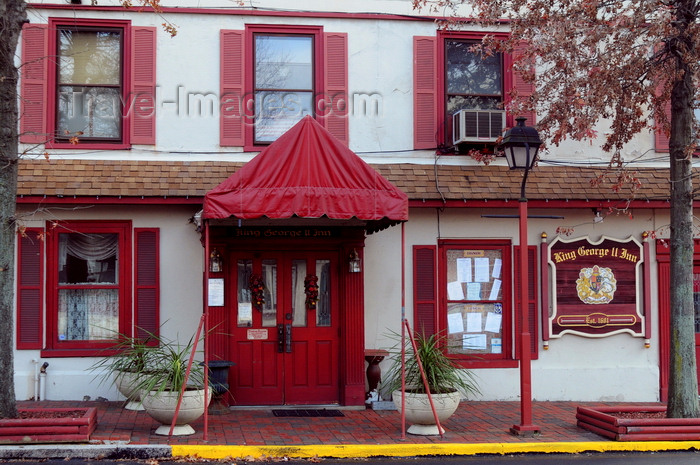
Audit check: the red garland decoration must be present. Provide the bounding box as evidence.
[304,274,319,311]
[249,274,265,311]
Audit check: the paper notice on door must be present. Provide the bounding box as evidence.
[238,302,253,325]
[208,278,224,307]
[491,338,502,354]
[447,281,465,300]
[463,333,487,350]
[485,312,502,333]
[447,313,464,334]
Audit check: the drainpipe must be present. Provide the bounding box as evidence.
[39,362,49,401]
[31,359,40,401]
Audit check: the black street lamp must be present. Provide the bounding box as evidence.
[500,116,542,436]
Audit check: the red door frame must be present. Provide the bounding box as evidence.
[656,238,700,401]
[205,226,367,406]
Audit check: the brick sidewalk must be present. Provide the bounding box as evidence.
[19,399,658,445]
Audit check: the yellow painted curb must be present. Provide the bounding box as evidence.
[172,441,700,459]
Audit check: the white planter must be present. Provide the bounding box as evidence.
[141,388,211,436]
[114,371,144,411]
[392,389,461,435]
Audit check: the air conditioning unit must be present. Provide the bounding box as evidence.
[452,109,506,144]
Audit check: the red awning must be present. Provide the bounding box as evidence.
[203,116,408,233]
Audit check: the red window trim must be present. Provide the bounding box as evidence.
[45,18,132,150]
[436,31,515,151]
[243,24,324,151]
[42,220,132,356]
[438,239,513,367]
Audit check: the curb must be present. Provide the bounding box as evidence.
[0,441,699,460]
[0,444,172,460]
[172,441,700,459]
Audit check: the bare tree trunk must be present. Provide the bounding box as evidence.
[666,0,699,418]
[0,0,27,418]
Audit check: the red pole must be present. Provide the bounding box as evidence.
[203,221,210,441]
[400,222,406,439]
[404,319,443,438]
[168,314,205,437]
[510,198,540,436]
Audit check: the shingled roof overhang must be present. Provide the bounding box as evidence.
[17,159,678,209]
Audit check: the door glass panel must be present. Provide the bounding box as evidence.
[291,259,307,327]
[262,259,277,327]
[237,259,253,327]
[316,259,331,327]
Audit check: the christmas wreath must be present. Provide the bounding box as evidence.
[249,274,265,311]
[304,274,319,311]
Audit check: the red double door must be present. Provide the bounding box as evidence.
[226,251,340,405]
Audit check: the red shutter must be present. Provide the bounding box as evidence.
[413,37,437,150]
[413,245,437,336]
[655,100,672,152]
[17,229,44,349]
[323,32,349,145]
[220,30,245,147]
[514,245,538,359]
[511,41,536,126]
[130,27,157,145]
[20,24,48,144]
[135,228,159,341]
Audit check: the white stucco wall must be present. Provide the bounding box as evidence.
[13,205,203,401]
[365,207,665,402]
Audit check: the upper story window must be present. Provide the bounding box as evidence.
[445,39,504,149]
[412,32,533,152]
[220,26,348,149]
[19,19,157,148]
[446,40,503,113]
[254,34,314,144]
[56,27,124,142]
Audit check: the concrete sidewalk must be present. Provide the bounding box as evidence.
[1,400,699,460]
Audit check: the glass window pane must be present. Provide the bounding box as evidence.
[57,86,122,139]
[58,288,119,341]
[237,259,252,327]
[261,259,277,327]
[446,302,503,355]
[58,233,118,285]
[316,260,331,327]
[59,30,121,85]
[255,35,313,90]
[446,249,502,301]
[446,40,502,97]
[291,259,307,327]
[254,91,313,143]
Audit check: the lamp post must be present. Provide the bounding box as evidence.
[500,116,542,436]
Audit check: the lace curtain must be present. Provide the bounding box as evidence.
[57,233,119,341]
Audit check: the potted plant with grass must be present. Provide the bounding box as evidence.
[89,333,154,411]
[383,329,480,435]
[136,334,211,436]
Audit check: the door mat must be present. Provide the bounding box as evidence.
[272,409,344,417]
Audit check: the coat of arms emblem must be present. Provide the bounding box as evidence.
[576,265,617,304]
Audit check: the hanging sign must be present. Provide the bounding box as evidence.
[547,235,644,338]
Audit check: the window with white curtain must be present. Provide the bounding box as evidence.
[57,233,119,342]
